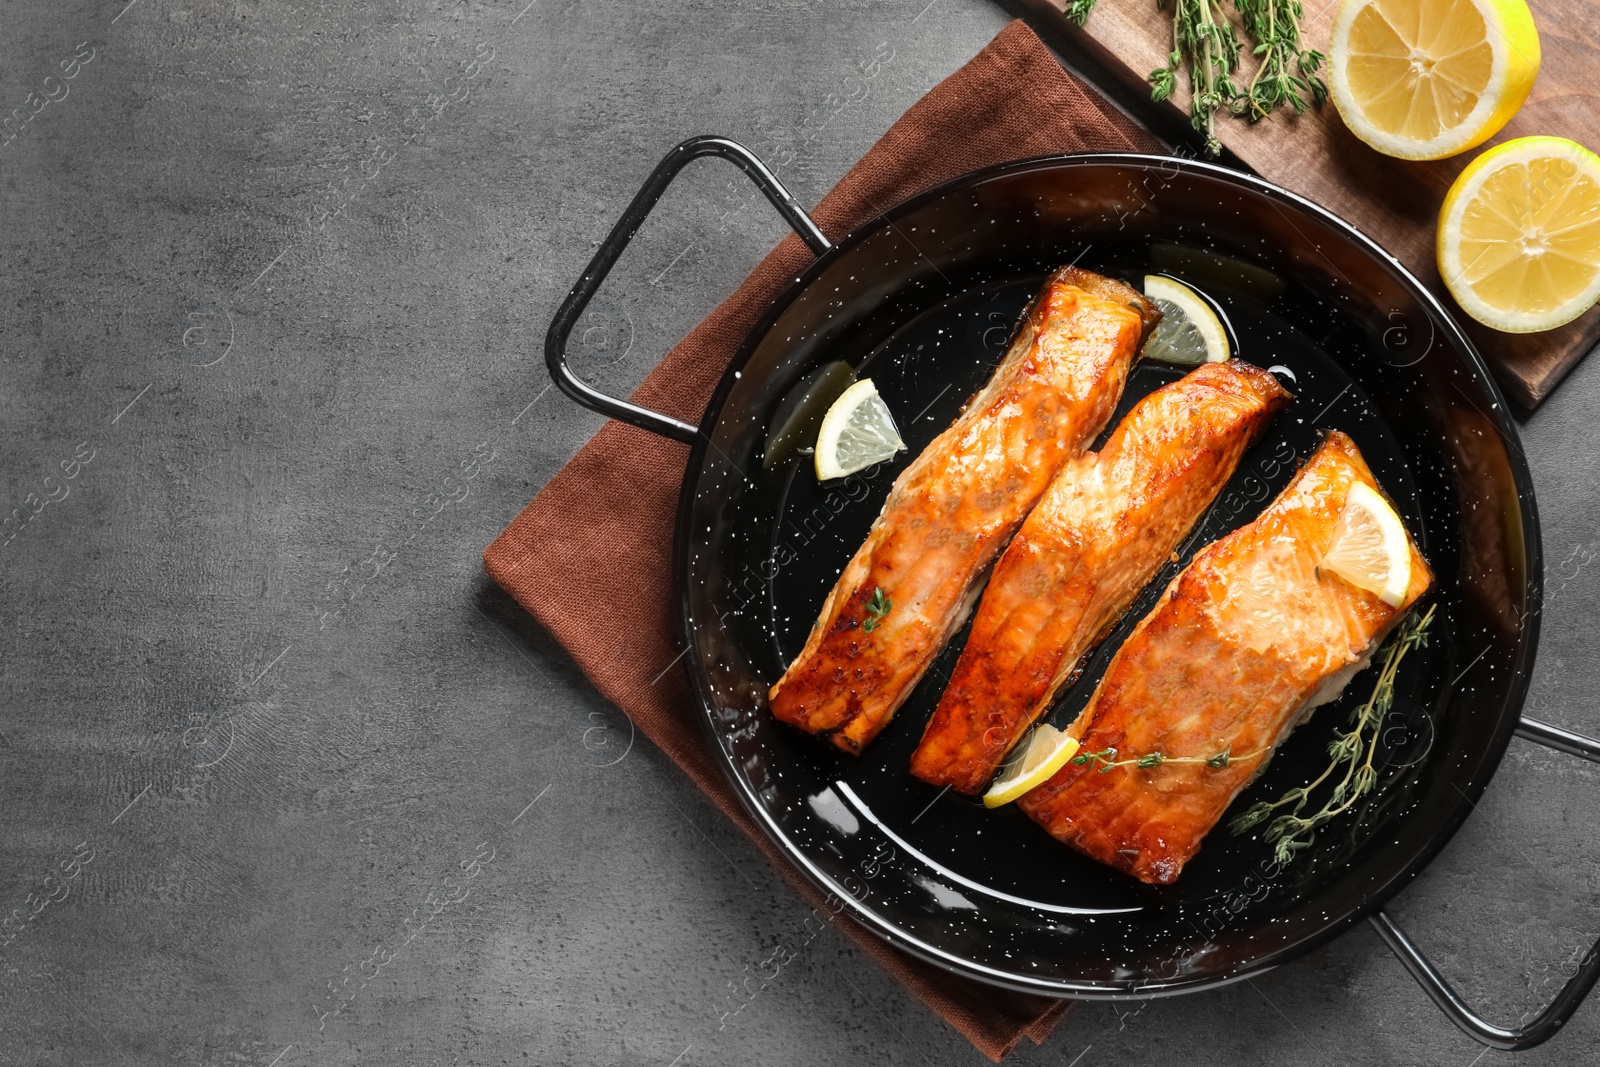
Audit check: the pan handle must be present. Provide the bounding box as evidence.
[1369,715,1600,1051]
[544,136,833,444]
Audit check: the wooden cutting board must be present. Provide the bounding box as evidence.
[1020,0,1600,408]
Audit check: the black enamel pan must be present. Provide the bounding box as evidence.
[545,136,1600,1050]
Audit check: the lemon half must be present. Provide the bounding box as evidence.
[983,725,1081,809]
[814,378,905,481]
[1439,136,1600,333]
[1141,275,1231,365]
[1322,482,1412,607]
[1329,0,1540,161]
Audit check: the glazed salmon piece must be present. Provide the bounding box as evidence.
[1017,432,1431,884]
[910,360,1291,794]
[767,267,1159,754]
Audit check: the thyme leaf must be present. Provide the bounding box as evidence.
[861,587,892,633]
[1066,0,1099,23]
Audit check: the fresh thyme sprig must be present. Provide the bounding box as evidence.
[1229,604,1436,865]
[861,587,892,633]
[1073,744,1256,772]
[1235,0,1327,120]
[1151,0,1245,157]
[1065,0,1323,157]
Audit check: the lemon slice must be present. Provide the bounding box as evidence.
[1438,136,1600,333]
[1322,482,1412,607]
[1328,0,1540,161]
[1141,276,1231,365]
[982,725,1081,809]
[814,378,905,480]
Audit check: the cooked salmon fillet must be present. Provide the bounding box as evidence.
[768,267,1160,754]
[1017,431,1431,884]
[910,360,1291,794]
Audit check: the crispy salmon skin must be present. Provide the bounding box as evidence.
[1018,432,1431,884]
[767,267,1159,754]
[910,360,1291,794]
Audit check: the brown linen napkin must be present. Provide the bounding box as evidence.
[485,20,1161,1061]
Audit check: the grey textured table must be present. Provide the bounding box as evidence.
[3,1,1599,1065]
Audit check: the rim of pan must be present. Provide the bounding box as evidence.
[671,151,1543,997]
